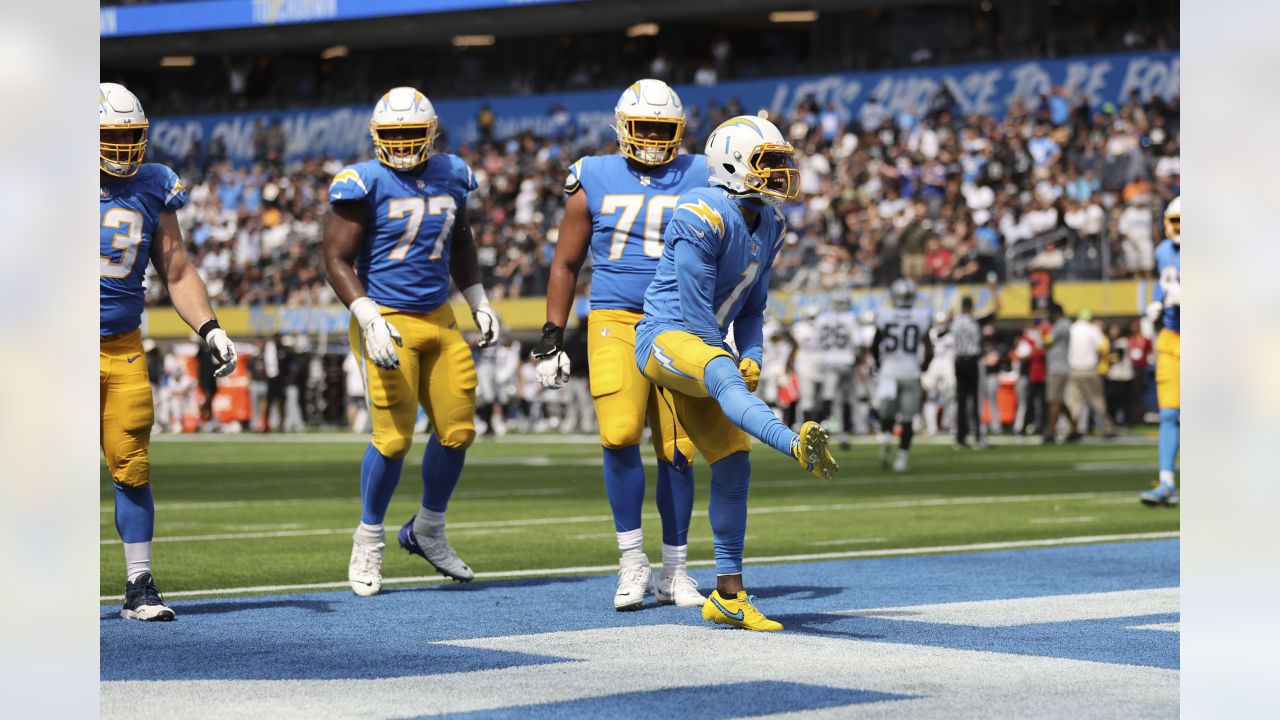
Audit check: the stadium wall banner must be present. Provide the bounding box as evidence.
[142,280,1160,339]
[149,51,1178,167]
[101,0,590,37]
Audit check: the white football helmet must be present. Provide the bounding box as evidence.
[831,293,853,312]
[890,278,917,308]
[99,82,148,178]
[614,79,686,166]
[1164,195,1180,246]
[704,115,800,208]
[370,87,438,170]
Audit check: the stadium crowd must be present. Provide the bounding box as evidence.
[147,85,1178,308]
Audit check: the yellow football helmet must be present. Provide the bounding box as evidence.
[370,87,438,170]
[614,79,686,166]
[1163,195,1180,246]
[99,82,148,178]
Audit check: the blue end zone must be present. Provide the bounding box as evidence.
[101,539,1179,682]
[414,681,914,720]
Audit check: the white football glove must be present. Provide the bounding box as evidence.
[204,327,238,377]
[350,297,403,370]
[1162,282,1181,308]
[463,284,500,348]
[530,322,570,389]
[536,351,571,389]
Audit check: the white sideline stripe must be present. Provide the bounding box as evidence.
[99,490,1138,545]
[98,487,569,514]
[99,532,1179,601]
[809,537,888,546]
[844,587,1179,626]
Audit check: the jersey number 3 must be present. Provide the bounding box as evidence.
[100,208,143,279]
[388,196,456,261]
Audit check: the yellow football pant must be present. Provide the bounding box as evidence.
[101,329,153,488]
[589,310,696,466]
[639,329,751,465]
[1156,329,1180,410]
[351,303,477,460]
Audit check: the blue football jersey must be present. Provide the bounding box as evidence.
[328,154,477,313]
[637,186,785,352]
[569,154,709,312]
[100,163,188,336]
[1154,238,1180,332]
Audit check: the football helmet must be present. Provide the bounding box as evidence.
[705,115,800,208]
[831,293,853,312]
[370,87,438,170]
[614,79,686,166]
[890,278,917,308]
[1163,195,1180,246]
[99,82,148,178]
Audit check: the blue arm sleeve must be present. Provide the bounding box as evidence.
[733,280,767,364]
[673,238,724,347]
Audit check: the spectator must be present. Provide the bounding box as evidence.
[1041,304,1079,443]
[1104,323,1135,427]
[1064,310,1116,437]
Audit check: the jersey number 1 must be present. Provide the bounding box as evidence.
[388,196,456,261]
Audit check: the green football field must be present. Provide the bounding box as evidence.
[99,435,1179,599]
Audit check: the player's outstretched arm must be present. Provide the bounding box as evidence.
[448,200,499,348]
[152,210,236,376]
[532,190,590,388]
[323,201,402,370]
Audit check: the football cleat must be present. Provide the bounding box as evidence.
[121,572,175,621]
[656,566,705,608]
[893,452,909,473]
[348,540,384,596]
[614,560,652,611]
[880,441,893,469]
[398,518,475,582]
[1140,484,1180,507]
[701,590,782,631]
[793,421,838,479]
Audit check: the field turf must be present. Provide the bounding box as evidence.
[99,435,1178,599]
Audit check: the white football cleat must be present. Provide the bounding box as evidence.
[656,566,704,608]
[879,441,893,470]
[614,560,652,611]
[893,452,909,473]
[348,540,384,596]
[398,518,475,581]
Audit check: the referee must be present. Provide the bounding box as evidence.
[952,296,983,448]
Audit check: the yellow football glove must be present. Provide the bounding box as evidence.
[738,357,761,392]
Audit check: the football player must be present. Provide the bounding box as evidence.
[872,279,934,472]
[100,83,238,620]
[816,294,859,448]
[323,88,500,596]
[532,79,708,611]
[790,304,825,426]
[1141,196,1180,507]
[633,115,838,631]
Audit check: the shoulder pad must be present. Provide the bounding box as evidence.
[564,158,586,195]
[672,193,726,238]
[329,165,370,203]
[151,164,188,211]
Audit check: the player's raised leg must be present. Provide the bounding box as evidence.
[400,306,479,581]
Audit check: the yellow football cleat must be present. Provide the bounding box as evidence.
[701,590,783,631]
[792,421,838,479]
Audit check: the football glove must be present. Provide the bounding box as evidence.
[738,357,761,392]
[350,297,403,370]
[199,324,238,378]
[463,284,500,348]
[531,322,571,389]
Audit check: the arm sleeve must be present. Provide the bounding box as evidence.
[328,166,371,204]
[672,238,724,347]
[733,274,768,364]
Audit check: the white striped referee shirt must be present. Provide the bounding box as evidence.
[951,314,982,359]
